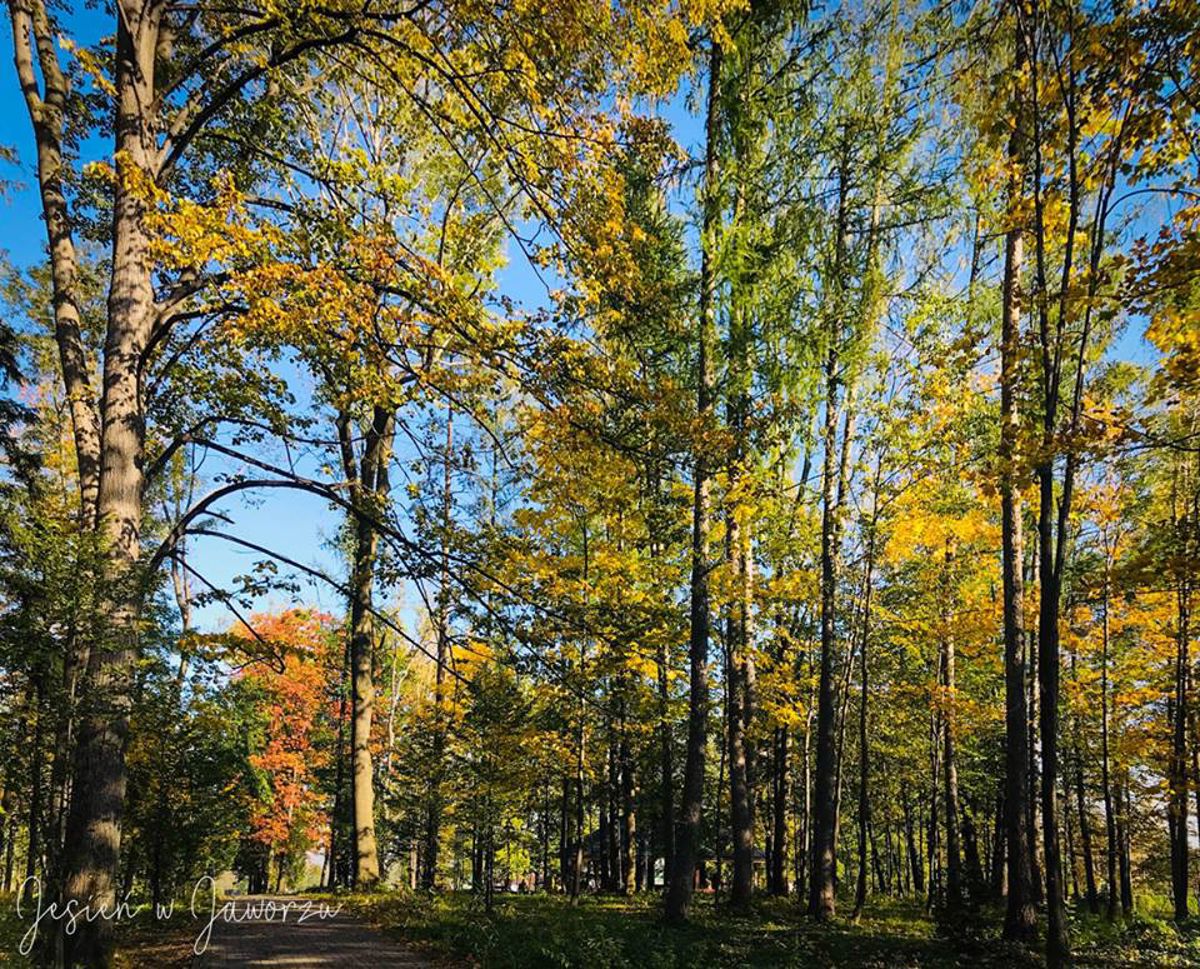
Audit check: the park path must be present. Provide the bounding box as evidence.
[191,895,439,968]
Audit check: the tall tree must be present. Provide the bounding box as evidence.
[997,17,1037,934]
[666,33,721,925]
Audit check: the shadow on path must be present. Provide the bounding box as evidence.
[192,895,437,968]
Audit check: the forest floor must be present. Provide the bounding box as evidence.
[336,890,1200,968]
[4,890,1200,967]
[0,892,434,968]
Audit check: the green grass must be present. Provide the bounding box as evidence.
[0,893,32,967]
[8,886,1196,967]
[335,890,1200,968]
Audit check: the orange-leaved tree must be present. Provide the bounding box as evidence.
[233,609,339,894]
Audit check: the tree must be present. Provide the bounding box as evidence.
[232,610,339,893]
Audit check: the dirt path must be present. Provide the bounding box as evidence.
[190,895,438,968]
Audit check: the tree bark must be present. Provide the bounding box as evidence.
[797,689,814,900]
[851,460,881,920]
[1099,550,1119,919]
[340,405,392,888]
[1169,574,1190,920]
[1072,684,1098,914]
[999,170,1038,947]
[962,802,986,905]
[327,636,351,888]
[808,150,851,923]
[665,36,720,925]
[727,530,755,909]
[559,775,570,891]
[724,56,757,908]
[570,525,589,903]
[62,10,162,963]
[654,493,675,886]
[22,677,44,903]
[11,4,101,913]
[770,725,789,895]
[1036,464,1069,964]
[620,696,636,895]
[941,540,963,910]
[657,643,674,887]
[606,733,620,891]
[990,788,1006,899]
[7,0,102,522]
[903,789,924,895]
[927,712,940,909]
[422,407,454,889]
[1117,778,1132,915]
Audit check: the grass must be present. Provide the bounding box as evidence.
[336,890,1200,969]
[5,886,1198,967]
[0,892,194,969]
[0,893,32,967]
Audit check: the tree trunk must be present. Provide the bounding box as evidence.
[606,735,620,891]
[1063,769,1078,901]
[657,609,674,886]
[422,408,454,889]
[941,541,962,910]
[620,700,636,895]
[665,37,720,925]
[23,677,44,902]
[1191,664,1200,919]
[927,705,940,910]
[797,694,814,900]
[1099,554,1119,919]
[327,636,351,888]
[1037,464,1069,963]
[1027,587,1044,907]
[1117,779,1132,915]
[1169,578,1190,920]
[999,124,1038,942]
[8,0,102,523]
[559,775,570,891]
[62,12,161,964]
[962,802,985,905]
[570,527,590,903]
[725,93,758,909]
[808,151,852,922]
[770,726,789,896]
[1073,704,1098,913]
[990,789,1006,899]
[348,509,380,888]
[338,405,393,889]
[727,600,754,908]
[0,760,17,895]
[903,790,924,895]
[714,675,728,896]
[851,485,880,920]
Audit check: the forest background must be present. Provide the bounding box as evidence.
[0,0,1198,967]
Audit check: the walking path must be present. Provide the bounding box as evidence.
[192,895,437,967]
